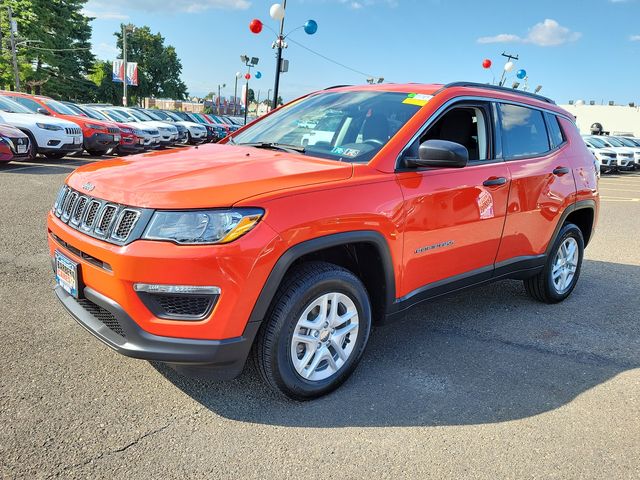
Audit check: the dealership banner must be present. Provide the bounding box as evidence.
[112,60,139,86]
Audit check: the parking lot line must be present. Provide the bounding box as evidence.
[598,188,640,193]
[600,196,640,202]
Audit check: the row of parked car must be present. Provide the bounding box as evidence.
[583,135,640,175]
[0,90,245,163]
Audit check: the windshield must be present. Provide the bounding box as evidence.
[150,110,172,121]
[141,109,163,121]
[62,103,87,116]
[100,108,127,123]
[0,96,35,114]
[187,113,203,123]
[606,137,624,147]
[232,91,422,163]
[82,106,110,121]
[128,109,152,121]
[164,111,182,121]
[587,137,606,148]
[110,108,138,122]
[42,99,77,115]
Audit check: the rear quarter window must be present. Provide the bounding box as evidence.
[498,103,550,159]
[545,113,565,148]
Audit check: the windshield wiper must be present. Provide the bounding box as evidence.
[236,142,306,154]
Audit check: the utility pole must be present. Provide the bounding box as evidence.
[272,0,287,109]
[7,7,20,91]
[122,24,128,106]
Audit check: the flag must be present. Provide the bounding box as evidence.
[112,60,138,86]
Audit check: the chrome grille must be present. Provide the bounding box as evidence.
[52,186,144,244]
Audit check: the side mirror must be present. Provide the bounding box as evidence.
[405,139,469,168]
[37,108,51,116]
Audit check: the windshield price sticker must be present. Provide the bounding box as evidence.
[403,93,433,106]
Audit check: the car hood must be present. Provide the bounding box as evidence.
[178,121,206,130]
[139,120,177,131]
[0,111,79,129]
[66,143,353,208]
[0,123,27,137]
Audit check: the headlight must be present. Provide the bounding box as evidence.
[85,123,105,130]
[36,123,63,131]
[142,209,263,244]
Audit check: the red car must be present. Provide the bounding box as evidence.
[1,91,121,156]
[0,123,31,163]
[62,102,145,156]
[49,82,598,399]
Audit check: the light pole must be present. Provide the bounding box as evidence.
[233,72,241,115]
[240,55,259,125]
[249,4,317,110]
[122,24,134,106]
[7,7,20,91]
[217,83,226,114]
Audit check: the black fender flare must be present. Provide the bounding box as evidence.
[545,199,596,257]
[246,230,396,326]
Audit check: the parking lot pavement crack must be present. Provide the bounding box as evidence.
[46,410,200,478]
[432,327,638,370]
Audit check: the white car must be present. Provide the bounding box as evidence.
[583,137,617,174]
[103,107,178,146]
[91,107,161,149]
[587,135,636,171]
[300,114,342,147]
[613,137,640,169]
[0,95,82,159]
[149,109,207,144]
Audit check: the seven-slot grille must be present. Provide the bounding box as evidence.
[65,127,82,135]
[107,127,120,134]
[53,186,142,244]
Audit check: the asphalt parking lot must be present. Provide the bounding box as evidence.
[1,156,639,479]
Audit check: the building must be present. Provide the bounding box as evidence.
[560,104,640,137]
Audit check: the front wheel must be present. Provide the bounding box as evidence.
[254,262,372,400]
[524,222,584,303]
[44,151,66,159]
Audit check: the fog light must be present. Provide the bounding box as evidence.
[134,283,220,295]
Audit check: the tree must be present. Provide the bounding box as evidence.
[89,60,120,104]
[115,25,187,104]
[0,0,96,100]
[247,88,255,103]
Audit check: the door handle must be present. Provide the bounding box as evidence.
[553,166,570,176]
[483,177,508,187]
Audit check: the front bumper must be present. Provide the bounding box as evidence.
[55,285,259,379]
[39,141,83,155]
[84,132,120,152]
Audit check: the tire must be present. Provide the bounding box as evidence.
[44,151,66,160]
[19,129,37,160]
[524,222,584,303]
[254,261,372,400]
[86,149,108,156]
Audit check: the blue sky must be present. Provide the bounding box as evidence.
[84,0,640,104]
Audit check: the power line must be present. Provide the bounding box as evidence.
[25,46,92,52]
[286,37,379,79]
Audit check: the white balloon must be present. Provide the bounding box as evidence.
[270,3,285,21]
[504,61,515,72]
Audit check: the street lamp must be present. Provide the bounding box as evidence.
[122,23,135,106]
[233,72,242,115]
[240,55,259,125]
[217,83,226,114]
[249,3,318,110]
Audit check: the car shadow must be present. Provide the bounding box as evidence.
[152,259,640,427]
[0,157,98,175]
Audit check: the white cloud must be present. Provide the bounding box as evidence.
[631,34,640,41]
[477,19,581,47]
[337,0,398,8]
[84,0,250,19]
[93,42,119,59]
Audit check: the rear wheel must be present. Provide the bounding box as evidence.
[254,262,372,400]
[524,223,584,303]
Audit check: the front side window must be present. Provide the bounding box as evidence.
[232,91,422,163]
[499,104,550,159]
[7,96,43,113]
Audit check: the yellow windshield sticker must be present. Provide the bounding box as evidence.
[403,93,433,106]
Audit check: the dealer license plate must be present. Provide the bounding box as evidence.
[55,251,79,298]
[17,145,27,154]
[73,136,81,145]
[113,135,121,142]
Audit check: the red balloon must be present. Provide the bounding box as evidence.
[245,73,251,80]
[249,19,263,34]
[482,59,492,69]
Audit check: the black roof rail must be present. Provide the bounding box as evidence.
[324,84,352,90]
[435,81,556,105]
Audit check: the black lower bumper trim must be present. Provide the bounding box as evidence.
[55,285,259,380]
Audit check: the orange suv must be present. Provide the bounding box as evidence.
[48,82,599,399]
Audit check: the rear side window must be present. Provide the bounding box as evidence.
[545,113,565,148]
[498,103,550,159]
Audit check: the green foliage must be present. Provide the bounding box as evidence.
[203,105,213,114]
[115,25,188,105]
[0,0,96,100]
[247,88,255,103]
[90,60,120,105]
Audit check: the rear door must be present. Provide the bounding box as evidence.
[396,101,511,298]
[494,103,576,266]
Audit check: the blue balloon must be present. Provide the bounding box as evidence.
[255,71,262,79]
[516,69,527,80]
[304,19,318,35]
